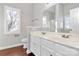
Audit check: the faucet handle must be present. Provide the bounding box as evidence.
[62,34,71,38]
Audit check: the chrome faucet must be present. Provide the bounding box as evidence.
[62,34,71,38]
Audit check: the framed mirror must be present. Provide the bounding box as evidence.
[42,4,64,33]
[42,3,79,34]
[42,4,56,32]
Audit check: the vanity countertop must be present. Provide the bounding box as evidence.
[30,31,79,50]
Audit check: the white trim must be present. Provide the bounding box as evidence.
[0,43,23,50]
[27,49,31,54]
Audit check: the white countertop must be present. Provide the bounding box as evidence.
[31,31,79,49]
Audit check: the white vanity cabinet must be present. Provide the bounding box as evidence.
[30,34,79,56]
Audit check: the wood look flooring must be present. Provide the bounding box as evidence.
[0,45,34,56]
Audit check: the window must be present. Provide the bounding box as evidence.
[4,6,21,34]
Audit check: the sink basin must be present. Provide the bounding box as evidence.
[41,32,46,35]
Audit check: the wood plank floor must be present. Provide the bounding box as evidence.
[0,45,34,56]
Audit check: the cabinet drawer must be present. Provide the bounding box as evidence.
[41,45,53,56]
[54,43,79,56]
[41,38,55,49]
[31,36,40,43]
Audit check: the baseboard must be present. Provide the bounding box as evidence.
[0,43,23,50]
[27,49,31,54]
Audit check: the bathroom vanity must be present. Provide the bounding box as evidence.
[30,31,79,56]
[28,3,79,56]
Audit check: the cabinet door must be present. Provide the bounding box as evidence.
[41,45,54,56]
[33,42,40,56]
[30,41,40,56]
[30,36,41,56]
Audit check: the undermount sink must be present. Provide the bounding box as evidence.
[41,32,46,35]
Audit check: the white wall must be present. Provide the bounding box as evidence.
[32,3,45,27]
[0,3,33,48]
